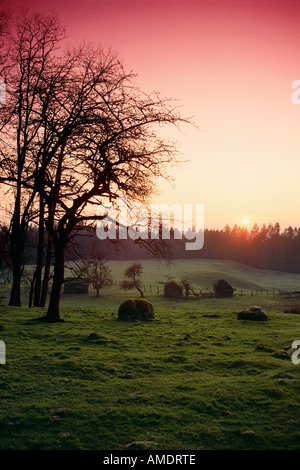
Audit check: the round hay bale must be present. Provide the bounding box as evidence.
[118,298,155,321]
[237,306,268,321]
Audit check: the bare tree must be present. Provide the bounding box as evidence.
[0,1,10,47]
[28,45,188,322]
[121,263,144,298]
[0,10,65,306]
[71,249,113,297]
[0,9,190,321]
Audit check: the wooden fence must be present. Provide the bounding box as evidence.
[115,281,281,297]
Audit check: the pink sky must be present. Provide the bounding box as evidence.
[6,0,300,229]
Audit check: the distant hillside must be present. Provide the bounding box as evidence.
[22,224,300,274]
[107,258,300,292]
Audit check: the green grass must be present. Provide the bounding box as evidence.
[26,257,300,290]
[6,258,300,305]
[0,275,300,450]
[104,258,300,291]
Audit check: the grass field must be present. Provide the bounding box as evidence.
[0,259,300,450]
[102,258,300,292]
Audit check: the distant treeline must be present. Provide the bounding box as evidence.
[197,223,300,273]
[1,221,300,274]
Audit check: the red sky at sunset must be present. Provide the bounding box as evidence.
[6,0,300,230]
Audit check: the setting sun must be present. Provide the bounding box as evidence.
[242,218,249,224]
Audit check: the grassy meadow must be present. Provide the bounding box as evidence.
[0,259,300,450]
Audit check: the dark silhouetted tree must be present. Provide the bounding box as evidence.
[71,250,113,297]
[33,46,187,322]
[0,9,189,320]
[121,263,144,298]
[0,10,65,306]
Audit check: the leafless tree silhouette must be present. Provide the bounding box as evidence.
[121,263,144,298]
[0,9,190,321]
[0,11,65,306]
[70,248,113,298]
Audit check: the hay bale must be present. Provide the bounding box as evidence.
[118,299,155,321]
[237,306,268,321]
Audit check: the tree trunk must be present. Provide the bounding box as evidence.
[40,235,52,308]
[28,271,36,308]
[33,195,45,307]
[42,240,64,322]
[8,183,32,307]
[0,225,10,270]
[137,286,144,298]
[9,263,22,306]
[8,191,22,307]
